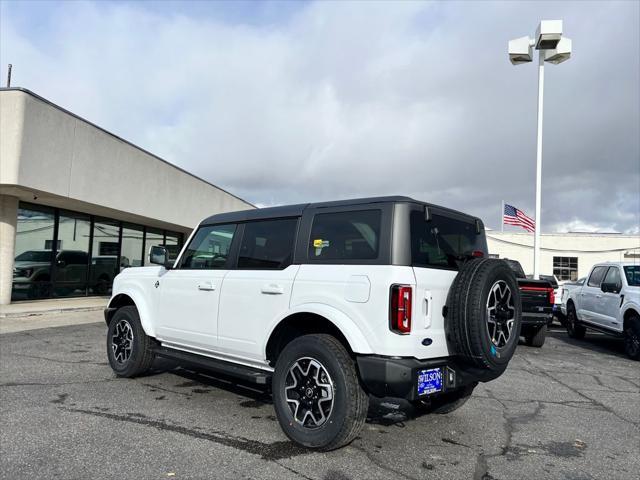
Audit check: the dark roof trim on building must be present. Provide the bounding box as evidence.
[0,87,255,208]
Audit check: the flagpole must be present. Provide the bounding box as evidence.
[501,200,504,232]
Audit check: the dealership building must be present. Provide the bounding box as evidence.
[0,88,253,305]
[487,231,640,281]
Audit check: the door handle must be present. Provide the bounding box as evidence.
[261,284,284,295]
[198,282,216,291]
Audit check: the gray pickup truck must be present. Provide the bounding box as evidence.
[12,250,118,298]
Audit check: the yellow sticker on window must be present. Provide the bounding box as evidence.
[313,239,324,248]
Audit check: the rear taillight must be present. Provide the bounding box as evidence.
[548,288,555,304]
[390,285,412,334]
[471,250,484,258]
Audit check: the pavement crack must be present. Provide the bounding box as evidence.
[60,407,309,461]
[350,444,420,480]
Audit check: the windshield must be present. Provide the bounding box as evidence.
[411,211,487,270]
[15,251,52,262]
[624,266,640,287]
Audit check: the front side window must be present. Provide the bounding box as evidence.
[238,218,298,269]
[602,266,622,289]
[308,210,381,261]
[179,224,236,269]
[587,266,607,287]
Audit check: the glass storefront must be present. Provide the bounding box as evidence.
[11,202,184,301]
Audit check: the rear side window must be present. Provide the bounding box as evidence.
[602,266,622,289]
[308,210,381,261]
[238,218,298,270]
[587,266,607,287]
[179,224,236,269]
[411,211,487,270]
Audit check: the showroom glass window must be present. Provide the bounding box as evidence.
[91,219,120,295]
[553,256,578,281]
[54,211,91,297]
[179,224,237,269]
[238,218,298,269]
[121,224,144,269]
[12,205,56,301]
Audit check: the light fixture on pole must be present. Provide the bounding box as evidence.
[508,20,572,279]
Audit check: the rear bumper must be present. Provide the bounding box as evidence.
[356,355,502,401]
[522,312,552,326]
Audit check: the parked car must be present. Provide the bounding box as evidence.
[565,262,640,360]
[504,259,554,347]
[13,249,117,297]
[104,196,522,450]
[559,277,586,323]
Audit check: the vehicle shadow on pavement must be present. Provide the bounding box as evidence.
[546,328,628,359]
[148,358,424,426]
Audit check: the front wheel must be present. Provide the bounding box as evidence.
[107,306,155,377]
[272,334,369,451]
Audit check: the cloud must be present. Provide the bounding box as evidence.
[1,0,638,232]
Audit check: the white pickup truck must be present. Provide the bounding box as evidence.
[565,262,640,360]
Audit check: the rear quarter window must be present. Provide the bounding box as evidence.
[587,266,607,287]
[308,210,381,261]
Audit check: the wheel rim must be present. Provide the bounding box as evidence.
[625,328,640,357]
[486,280,515,348]
[284,357,334,429]
[111,319,134,364]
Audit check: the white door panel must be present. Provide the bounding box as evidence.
[156,270,227,350]
[217,265,299,360]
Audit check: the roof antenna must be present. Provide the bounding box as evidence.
[6,64,12,87]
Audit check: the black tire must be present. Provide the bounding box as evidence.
[623,314,640,361]
[107,306,155,377]
[272,334,368,451]
[566,304,586,339]
[524,325,546,348]
[446,258,522,372]
[413,382,477,414]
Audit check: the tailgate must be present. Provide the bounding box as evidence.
[518,279,553,314]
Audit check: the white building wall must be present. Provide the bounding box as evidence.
[487,231,640,279]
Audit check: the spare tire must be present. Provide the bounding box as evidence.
[446,258,522,372]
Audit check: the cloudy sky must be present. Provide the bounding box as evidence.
[1,0,638,233]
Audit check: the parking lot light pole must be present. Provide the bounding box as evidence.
[508,20,572,279]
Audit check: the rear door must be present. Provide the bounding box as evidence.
[155,223,237,351]
[594,266,623,330]
[580,266,607,322]
[217,218,299,363]
[410,207,488,358]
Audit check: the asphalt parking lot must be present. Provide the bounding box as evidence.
[1,315,638,480]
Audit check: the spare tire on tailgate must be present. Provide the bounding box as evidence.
[446,258,522,372]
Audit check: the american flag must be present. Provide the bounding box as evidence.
[503,203,535,232]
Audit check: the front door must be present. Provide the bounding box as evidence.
[156,223,237,352]
[217,218,299,363]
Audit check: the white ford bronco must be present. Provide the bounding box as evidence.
[105,196,522,450]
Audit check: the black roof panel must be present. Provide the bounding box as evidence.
[201,195,480,225]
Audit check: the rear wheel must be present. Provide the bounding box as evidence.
[272,334,368,451]
[524,325,546,348]
[107,306,155,377]
[566,304,586,339]
[623,315,640,360]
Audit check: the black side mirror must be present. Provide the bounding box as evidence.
[149,246,173,269]
[601,282,620,294]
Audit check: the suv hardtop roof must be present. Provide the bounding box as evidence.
[202,196,480,226]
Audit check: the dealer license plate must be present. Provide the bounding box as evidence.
[417,367,443,396]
